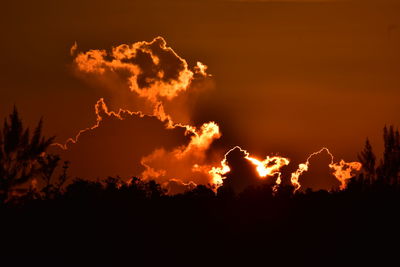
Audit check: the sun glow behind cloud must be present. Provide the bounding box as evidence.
[54,37,361,194]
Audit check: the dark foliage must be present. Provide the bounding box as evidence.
[0,107,54,201]
[1,174,399,266]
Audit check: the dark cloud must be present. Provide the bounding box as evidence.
[163,179,197,195]
[219,147,266,194]
[296,151,341,191]
[52,103,190,180]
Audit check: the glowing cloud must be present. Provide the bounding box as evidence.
[140,122,222,186]
[330,160,362,190]
[290,148,362,191]
[74,37,209,123]
[75,37,192,100]
[53,37,222,194]
[210,146,290,189]
[54,98,146,150]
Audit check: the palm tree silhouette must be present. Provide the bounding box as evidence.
[0,107,54,201]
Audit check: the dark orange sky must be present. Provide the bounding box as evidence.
[1,0,400,190]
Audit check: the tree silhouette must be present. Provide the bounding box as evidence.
[0,107,54,201]
[358,138,376,185]
[38,155,71,198]
[377,126,400,186]
[39,154,60,190]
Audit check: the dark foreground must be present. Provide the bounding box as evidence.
[1,179,399,267]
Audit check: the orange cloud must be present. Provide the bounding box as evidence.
[210,146,290,193]
[140,122,222,186]
[330,160,362,190]
[54,37,222,193]
[74,37,209,124]
[70,41,78,56]
[291,147,362,192]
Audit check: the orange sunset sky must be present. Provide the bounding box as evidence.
[1,0,400,190]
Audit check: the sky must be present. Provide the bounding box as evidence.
[1,0,399,191]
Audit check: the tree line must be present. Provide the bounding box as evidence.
[1,107,399,203]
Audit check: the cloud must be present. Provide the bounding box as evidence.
[56,37,361,195]
[162,179,197,195]
[211,146,290,194]
[53,99,191,180]
[55,37,223,193]
[140,122,221,186]
[70,41,78,56]
[54,99,224,193]
[291,147,362,191]
[75,37,191,100]
[73,36,210,124]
